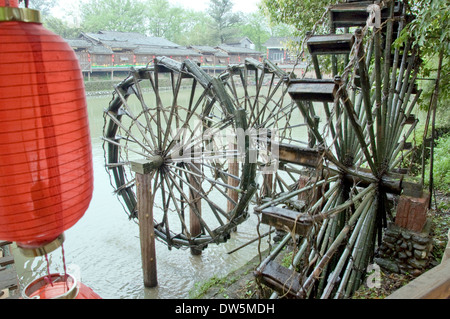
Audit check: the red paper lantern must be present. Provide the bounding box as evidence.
[0,1,18,7]
[0,3,93,255]
[22,273,102,299]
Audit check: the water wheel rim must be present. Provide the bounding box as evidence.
[102,57,255,250]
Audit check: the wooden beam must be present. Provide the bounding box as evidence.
[278,143,320,168]
[307,33,355,55]
[386,259,450,299]
[260,206,312,236]
[0,256,14,268]
[255,260,303,298]
[288,79,338,102]
[274,142,405,194]
[130,156,164,175]
[0,241,12,248]
[0,268,18,291]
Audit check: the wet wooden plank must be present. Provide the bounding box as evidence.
[0,241,12,247]
[404,114,416,125]
[277,143,321,168]
[260,206,312,236]
[0,256,14,267]
[307,33,355,55]
[0,268,18,291]
[387,259,450,299]
[256,261,302,298]
[288,79,338,102]
[329,2,403,28]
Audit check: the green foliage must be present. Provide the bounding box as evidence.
[145,0,192,42]
[80,0,147,33]
[259,0,336,37]
[237,13,271,51]
[44,16,82,39]
[207,0,243,44]
[21,0,55,15]
[396,0,450,112]
[425,134,450,192]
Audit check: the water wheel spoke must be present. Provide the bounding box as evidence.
[163,169,215,240]
[112,87,156,152]
[160,171,192,240]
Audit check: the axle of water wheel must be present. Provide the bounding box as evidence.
[275,143,420,196]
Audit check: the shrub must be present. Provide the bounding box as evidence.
[425,134,450,193]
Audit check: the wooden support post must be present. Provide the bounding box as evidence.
[262,173,273,198]
[131,157,163,288]
[395,191,430,232]
[227,142,240,232]
[189,162,203,256]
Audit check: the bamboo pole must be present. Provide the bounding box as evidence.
[298,186,376,297]
[320,194,374,298]
[428,50,444,208]
[344,202,377,297]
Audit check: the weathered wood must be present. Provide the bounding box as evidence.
[278,143,320,168]
[0,268,18,291]
[329,2,402,28]
[134,171,158,288]
[296,174,322,204]
[130,157,164,175]
[154,56,184,73]
[386,259,450,299]
[189,163,203,256]
[395,192,430,232]
[255,260,303,298]
[307,33,355,55]
[260,206,312,236]
[404,114,416,125]
[0,241,12,248]
[0,256,14,267]
[184,59,212,89]
[262,173,273,198]
[288,79,338,102]
[443,230,450,264]
[401,176,424,197]
[227,142,240,214]
[274,142,406,195]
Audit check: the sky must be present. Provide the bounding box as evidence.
[170,0,261,13]
[51,0,262,21]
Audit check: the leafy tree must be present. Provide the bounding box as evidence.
[145,0,183,38]
[20,0,55,16]
[396,0,449,113]
[175,11,216,46]
[207,0,243,44]
[79,0,147,33]
[238,12,271,51]
[44,16,82,38]
[259,0,335,38]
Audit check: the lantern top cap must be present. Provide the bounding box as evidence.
[0,6,41,23]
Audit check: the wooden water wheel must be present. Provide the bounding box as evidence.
[217,58,314,204]
[253,0,423,298]
[102,57,257,251]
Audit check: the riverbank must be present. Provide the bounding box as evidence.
[191,191,450,300]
